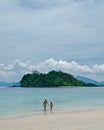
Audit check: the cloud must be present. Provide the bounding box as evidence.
[0,0,104,70]
[1,0,104,41]
[0,58,104,82]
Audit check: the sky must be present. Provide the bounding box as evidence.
[0,0,104,82]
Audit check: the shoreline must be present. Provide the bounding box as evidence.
[0,108,104,130]
[1,105,104,120]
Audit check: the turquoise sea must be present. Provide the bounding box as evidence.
[0,87,104,118]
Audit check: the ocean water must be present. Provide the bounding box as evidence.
[0,87,104,118]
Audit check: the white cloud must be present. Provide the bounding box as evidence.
[0,58,104,82]
[0,0,104,73]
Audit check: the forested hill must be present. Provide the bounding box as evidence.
[20,70,96,87]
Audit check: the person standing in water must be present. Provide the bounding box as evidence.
[50,101,53,111]
[43,98,49,111]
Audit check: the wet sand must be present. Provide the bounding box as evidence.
[0,109,104,130]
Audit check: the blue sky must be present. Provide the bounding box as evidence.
[0,0,104,82]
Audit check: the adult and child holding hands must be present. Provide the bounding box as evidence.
[43,98,53,112]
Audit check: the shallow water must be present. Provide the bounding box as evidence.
[0,87,104,118]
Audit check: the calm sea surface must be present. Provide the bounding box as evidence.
[0,87,104,118]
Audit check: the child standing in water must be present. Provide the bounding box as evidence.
[50,101,53,111]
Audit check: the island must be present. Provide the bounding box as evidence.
[20,70,96,87]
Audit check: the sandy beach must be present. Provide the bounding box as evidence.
[0,109,104,130]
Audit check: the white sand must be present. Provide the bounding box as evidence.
[0,109,104,130]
